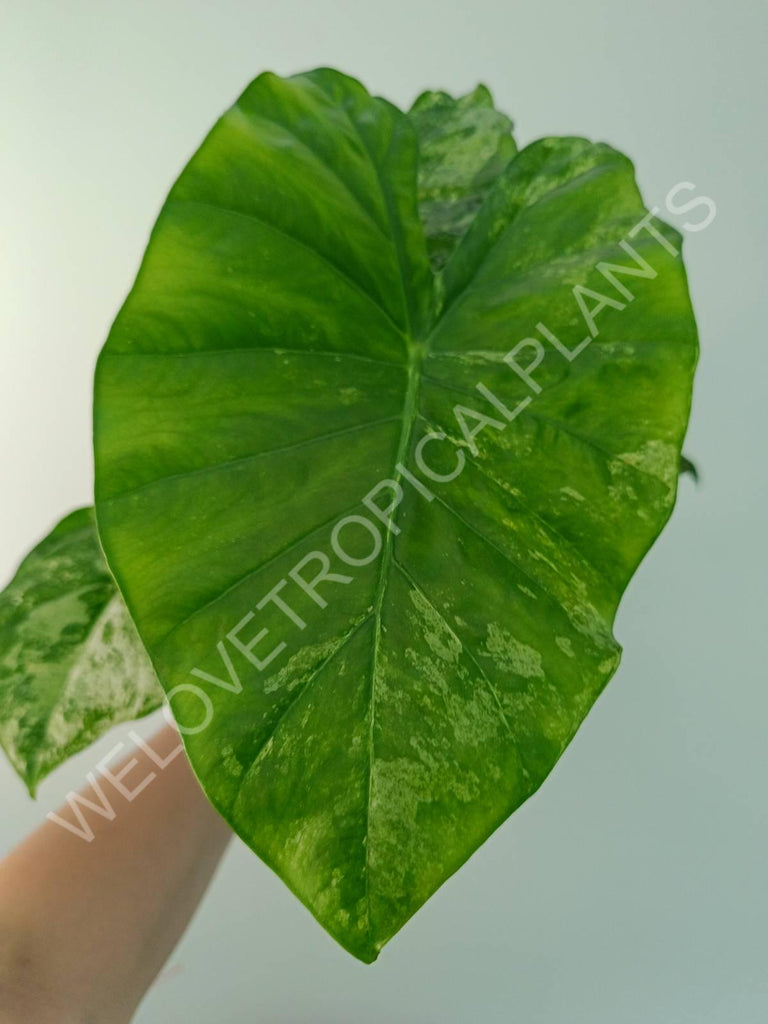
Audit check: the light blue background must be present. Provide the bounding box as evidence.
[1,1,766,1020]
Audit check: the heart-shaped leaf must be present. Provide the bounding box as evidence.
[0,509,162,794]
[93,69,698,961]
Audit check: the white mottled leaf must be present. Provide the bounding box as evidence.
[0,508,163,795]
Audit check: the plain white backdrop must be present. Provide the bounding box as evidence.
[2,1,766,1021]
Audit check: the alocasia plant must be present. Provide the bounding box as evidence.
[0,69,698,962]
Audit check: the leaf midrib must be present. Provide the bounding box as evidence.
[363,338,426,941]
[301,81,434,950]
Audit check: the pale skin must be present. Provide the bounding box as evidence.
[0,724,232,1024]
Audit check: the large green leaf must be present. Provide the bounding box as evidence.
[93,69,698,961]
[0,509,162,795]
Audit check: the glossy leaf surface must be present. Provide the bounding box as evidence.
[93,69,698,960]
